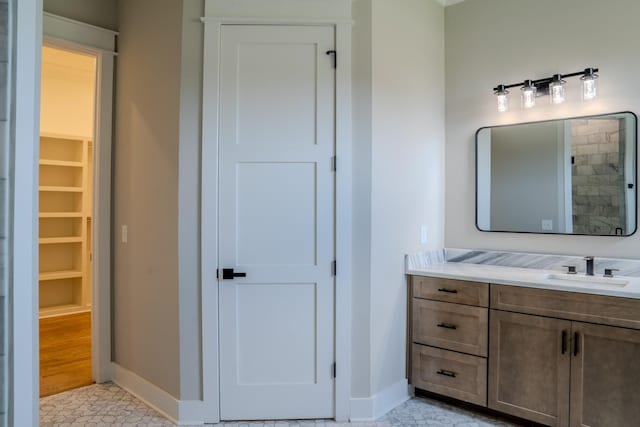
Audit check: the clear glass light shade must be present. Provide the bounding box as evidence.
[550,80,566,104]
[521,86,536,109]
[496,93,508,112]
[582,76,598,100]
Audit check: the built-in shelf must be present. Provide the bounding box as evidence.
[39,270,83,281]
[38,133,93,316]
[39,212,83,218]
[39,186,83,193]
[39,237,82,244]
[39,159,83,168]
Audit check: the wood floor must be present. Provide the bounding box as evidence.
[40,311,93,397]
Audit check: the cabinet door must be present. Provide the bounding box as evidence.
[488,310,571,427]
[570,322,640,427]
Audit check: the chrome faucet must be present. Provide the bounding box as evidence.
[584,256,594,276]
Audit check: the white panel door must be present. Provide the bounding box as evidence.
[218,25,336,420]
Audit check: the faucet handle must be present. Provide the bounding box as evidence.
[562,265,577,274]
[604,268,619,278]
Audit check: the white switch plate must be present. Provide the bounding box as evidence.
[542,219,553,231]
[420,225,428,244]
[122,225,128,243]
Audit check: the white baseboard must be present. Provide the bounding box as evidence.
[349,378,410,422]
[111,363,208,425]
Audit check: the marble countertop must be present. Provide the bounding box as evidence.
[407,262,640,300]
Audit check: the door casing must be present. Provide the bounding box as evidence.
[42,13,117,384]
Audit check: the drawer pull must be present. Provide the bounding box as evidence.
[561,330,568,354]
[436,369,457,378]
[437,323,458,330]
[437,288,458,294]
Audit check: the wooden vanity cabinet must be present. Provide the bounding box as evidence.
[409,277,640,426]
[489,285,640,427]
[408,276,489,406]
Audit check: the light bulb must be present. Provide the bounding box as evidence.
[581,68,598,100]
[549,74,566,104]
[494,85,509,112]
[521,80,536,109]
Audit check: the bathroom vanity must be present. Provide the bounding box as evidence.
[407,261,640,427]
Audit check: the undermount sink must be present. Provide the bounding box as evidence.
[543,273,629,287]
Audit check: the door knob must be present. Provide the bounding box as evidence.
[217,268,247,280]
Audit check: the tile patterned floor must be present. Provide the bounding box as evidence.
[40,383,521,427]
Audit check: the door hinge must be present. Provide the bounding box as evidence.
[326,50,337,69]
[331,260,337,276]
[331,156,337,172]
[332,362,337,378]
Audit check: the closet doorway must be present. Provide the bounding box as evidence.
[38,44,97,397]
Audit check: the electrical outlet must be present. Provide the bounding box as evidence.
[122,225,128,243]
[420,225,428,244]
[542,219,553,231]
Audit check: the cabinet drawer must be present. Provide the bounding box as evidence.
[491,284,640,330]
[413,299,488,356]
[412,344,487,407]
[412,276,488,307]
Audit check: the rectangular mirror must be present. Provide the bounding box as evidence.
[476,112,637,236]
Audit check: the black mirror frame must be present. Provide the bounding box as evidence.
[475,111,638,237]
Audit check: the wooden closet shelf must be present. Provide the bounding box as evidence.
[39,186,83,193]
[39,237,82,244]
[39,212,83,218]
[39,304,91,319]
[39,270,83,281]
[39,159,83,168]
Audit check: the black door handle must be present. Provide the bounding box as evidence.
[218,268,247,280]
[561,330,567,354]
[573,332,580,356]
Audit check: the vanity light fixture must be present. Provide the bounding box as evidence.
[493,67,599,112]
[549,74,566,104]
[521,80,537,109]
[494,84,509,112]
[581,67,598,100]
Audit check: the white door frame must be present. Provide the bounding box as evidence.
[12,0,43,424]
[201,10,353,425]
[42,13,117,384]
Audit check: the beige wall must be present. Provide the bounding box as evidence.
[351,0,373,399]
[177,0,205,401]
[369,0,445,395]
[445,0,640,256]
[113,0,182,398]
[351,0,446,398]
[44,0,118,30]
[40,46,96,137]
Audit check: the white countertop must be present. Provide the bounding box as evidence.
[407,262,640,299]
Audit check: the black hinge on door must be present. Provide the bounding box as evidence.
[332,362,337,378]
[326,50,337,68]
[331,260,337,276]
